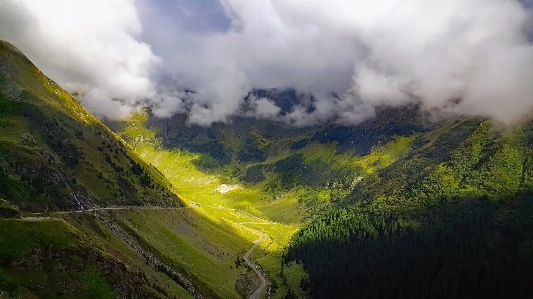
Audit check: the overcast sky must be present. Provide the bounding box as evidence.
[1,0,533,126]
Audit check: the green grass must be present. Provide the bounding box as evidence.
[79,269,116,299]
[59,212,195,299]
[0,217,170,299]
[109,208,255,298]
[60,205,291,299]
[0,218,78,259]
[114,115,310,297]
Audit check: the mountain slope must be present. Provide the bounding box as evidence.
[0,41,280,299]
[0,41,201,299]
[286,119,533,299]
[105,105,443,299]
[0,217,175,299]
[0,41,180,211]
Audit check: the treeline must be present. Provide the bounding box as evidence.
[286,120,533,298]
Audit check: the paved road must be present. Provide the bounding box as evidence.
[81,206,187,212]
[18,217,51,221]
[244,233,267,299]
[18,206,186,219]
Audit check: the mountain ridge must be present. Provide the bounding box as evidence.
[0,40,181,212]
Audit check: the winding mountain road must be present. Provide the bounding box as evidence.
[18,217,50,221]
[244,232,267,299]
[81,206,187,212]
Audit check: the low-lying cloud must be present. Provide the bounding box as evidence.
[0,0,159,118]
[1,0,533,126]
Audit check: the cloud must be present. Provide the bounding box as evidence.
[0,0,159,118]
[243,96,282,119]
[143,0,533,125]
[1,0,533,125]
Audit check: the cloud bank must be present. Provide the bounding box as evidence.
[0,0,159,118]
[1,0,533,125]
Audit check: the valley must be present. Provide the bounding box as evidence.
[1,39,533,299]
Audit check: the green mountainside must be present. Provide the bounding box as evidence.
[107,104,431,223]
[0,217,166,299]
[0,41,198,299]
[286,120,533,299]
[0,41,180,211]
[103,106,444,298]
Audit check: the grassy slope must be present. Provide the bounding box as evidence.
[114,113,308,298]
[0,41,200,299]
[117,110,533,299]
[0,41,180,211]
[0,41,299,299]
[60,211,196,299]
[53,205,280,299]
[107,208,256,299]
[0,217,173,299]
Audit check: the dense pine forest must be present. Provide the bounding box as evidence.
[286,120,533,299]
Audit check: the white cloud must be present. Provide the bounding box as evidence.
[247,97,282,119]
[2,0,533,125]
[0,0,159,118]
[144,0,533,125]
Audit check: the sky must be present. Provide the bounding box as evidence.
[1,0,533,126]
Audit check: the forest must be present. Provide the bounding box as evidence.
[286,120,533,299]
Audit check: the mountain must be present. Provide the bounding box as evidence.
[107,103,433,222]
[0,41,199,299]
[2,38,533,299]
[0,41,180,212]
[286,119,533,299]
[116,98,533,299]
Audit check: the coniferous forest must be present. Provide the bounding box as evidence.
[286,120,533,299]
